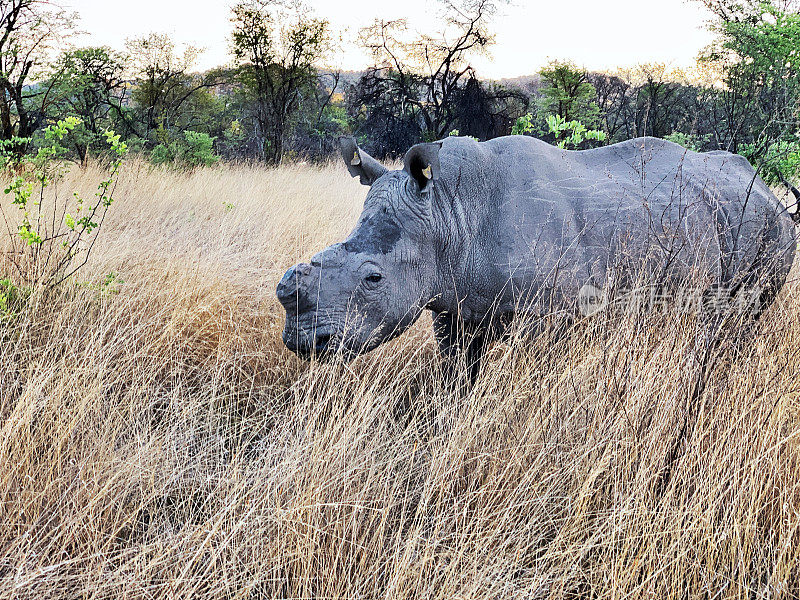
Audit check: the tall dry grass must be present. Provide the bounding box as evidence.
[0,158,799,599]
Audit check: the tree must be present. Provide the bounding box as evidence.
[230,0,330,164]
[507,62,606,148]
[0,0,74,153]
[291,72,351,160]
[538,61,600,127]
[46,46,127,163]
[696,0,800,153]
[451,75,528,140]
[631,64,696,139]
[126,33,221,143]
[588,72,633,142]
[347,62,423,157]
[356,0,497,146]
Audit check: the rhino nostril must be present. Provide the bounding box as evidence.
[276,272,296,301]
[277,264,309,303]
[277,264,319,313]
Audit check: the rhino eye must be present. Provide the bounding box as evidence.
[364,273,383,285]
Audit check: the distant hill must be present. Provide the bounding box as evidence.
[494,74,542,91]
[318,69,543,93]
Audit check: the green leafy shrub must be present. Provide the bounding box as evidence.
[0,278,29,321]
[511,114,535,136]
[0,117,128,292]
[545,114,606,149]
[538,61,601,130]
[510,113,605,150]
[76,271,125,299]
[447,128,478,142]
[150,131,220,168]
[180,131,219,167]
[740,138,800,186]
[150,142,177,165]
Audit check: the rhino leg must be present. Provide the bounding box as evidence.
[432,312,491,386]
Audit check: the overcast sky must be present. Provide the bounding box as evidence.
[68,0,715,78]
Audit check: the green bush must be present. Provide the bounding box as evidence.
[180,131,219,167]
[740,138,800,186]
[150,131,220,168]
[511,113,606,150]
[150,142,177,165]
[0,278,29,321]
[511,114,535,136]
[0,117,127,291]
[544,114,606,149]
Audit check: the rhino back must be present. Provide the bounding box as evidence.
[434,135,796,317]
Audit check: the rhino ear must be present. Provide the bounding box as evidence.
[338,137,387,186]
[404,142,442,193]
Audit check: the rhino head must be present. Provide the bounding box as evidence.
[277,137,444,360]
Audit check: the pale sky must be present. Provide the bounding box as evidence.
[67,0,715,78]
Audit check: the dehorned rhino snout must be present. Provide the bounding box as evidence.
[276,263,316,313]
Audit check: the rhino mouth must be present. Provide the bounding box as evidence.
[282,310,402,361]
[282,323,389,362]
[282,325,341,360]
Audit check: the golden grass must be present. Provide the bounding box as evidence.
[1,159,800,598]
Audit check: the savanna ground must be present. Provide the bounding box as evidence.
[0,159,799,599]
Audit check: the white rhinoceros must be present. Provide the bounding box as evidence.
[277,135,798,377]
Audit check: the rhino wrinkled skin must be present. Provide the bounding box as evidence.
[277,135,798,374]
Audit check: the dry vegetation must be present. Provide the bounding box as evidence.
[0,159,799,598]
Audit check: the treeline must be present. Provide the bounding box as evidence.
[2,0,800,182]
